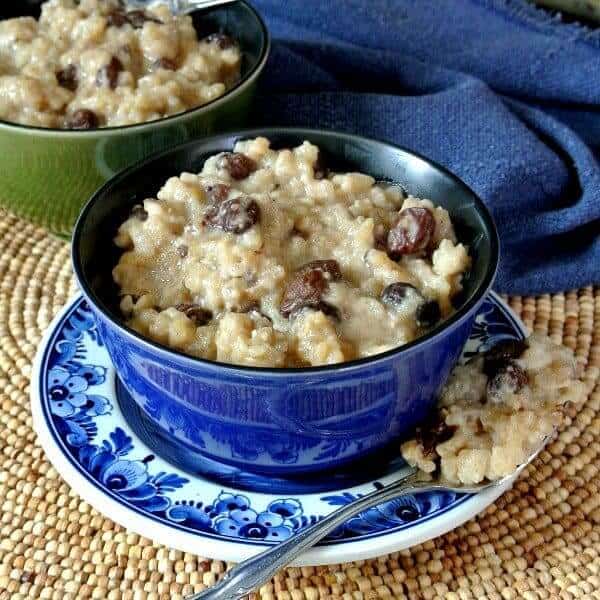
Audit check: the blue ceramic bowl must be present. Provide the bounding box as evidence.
[72,128,499,492]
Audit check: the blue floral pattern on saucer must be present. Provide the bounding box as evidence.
[35,294,526,548]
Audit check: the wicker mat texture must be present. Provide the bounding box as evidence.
[0,209,599,600]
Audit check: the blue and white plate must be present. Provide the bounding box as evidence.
[31,292,526,566]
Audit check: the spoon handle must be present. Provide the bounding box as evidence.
[160,0,237,15]
[126,0,237,15]
[186,468,425,600]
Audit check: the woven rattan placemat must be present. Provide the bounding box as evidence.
[0,208,598,600]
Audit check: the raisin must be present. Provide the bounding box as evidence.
[96,56,123,89]
[483,338,529,377]
[203,196,260,233]
[56,64,78,91]
[487,361,528,398]
[106,8,161,28]
[313,150,328,180]
[316,301,341,320]
[281,269,325,317]
[290,225,309,240]
[203,33,236,49]
[381,282,421,307]
[65,109,99,130]
[106,9,128,27]
[203,182,231,203]
[126,9,162,28]
[217,152,257,180]
[280,260,341,318]
[175,303,212,326]
[415,412,455,456]
[387,207,435,259]
[299,260,342,279]
[151,57,177,71]
[177,245,188,258]
[373,223,388,250]
[131,204,148,221]
[236,299,261,314]
[416,300,441,328]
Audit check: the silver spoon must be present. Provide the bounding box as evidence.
[124,0,237,16]
[186,436,550,600]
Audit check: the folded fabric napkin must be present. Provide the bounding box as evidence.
[251,0,600,294]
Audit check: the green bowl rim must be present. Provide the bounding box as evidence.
[0,0,270,138]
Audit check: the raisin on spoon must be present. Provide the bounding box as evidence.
[415,412,456,457]
[487,361,529,399]
[482,338,529,377]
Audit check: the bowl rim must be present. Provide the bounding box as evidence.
[0,0,269,137]
[72,126,500,377]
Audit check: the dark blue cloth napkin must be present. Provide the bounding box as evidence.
[250,0,600,294]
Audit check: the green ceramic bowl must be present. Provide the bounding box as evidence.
[0,1,269,237]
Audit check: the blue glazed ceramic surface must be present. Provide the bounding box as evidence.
[36,292,524,555]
